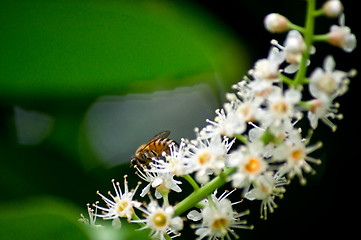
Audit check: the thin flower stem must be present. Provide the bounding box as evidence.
[235,134,248,144]
[162,192,169,206]
[294,0,316,86]
[288,22,305,33]
[174,168,236,216]
[313,8,324,17]
[182,174,200,191]
[132,212,146,227]
[280,73,295,85]
[313,33,330,42]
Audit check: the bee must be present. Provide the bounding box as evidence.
[131,130,177,169]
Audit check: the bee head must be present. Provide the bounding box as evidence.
[130,157,138,168]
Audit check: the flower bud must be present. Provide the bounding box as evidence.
[322,0,343,18]
[264,13,289,33]
[328,25,357,52]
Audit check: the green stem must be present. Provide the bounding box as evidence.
[182,174,200,191]
[174,168,236,216]
[162,192,169,206]
[294,0,316,86]
[288,22,305,33]
[280,73,295,85]
[313,8,324,17]
[235,134,248,144]
[132,212,146,227]
[313,33,330,42]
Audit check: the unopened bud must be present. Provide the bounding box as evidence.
[264,13,289,33]
[322,0,343,18]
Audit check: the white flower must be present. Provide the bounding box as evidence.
[187,134,234,183]
[227,142,268,192]
[328,14,356,52]
[262,87,302,128]
[273,132,322,185]
[309,55,348,100]
[245,172,288,219]
[189,190,253,239]
[264,13,289,33]
[283,30,307,73]
[94,176,141,228]
[205,103,247,138]
[136,165,182,199]
[79,204,103,228]
[153,140,190,177]
[132,201,183,240]
[252,47,285,81]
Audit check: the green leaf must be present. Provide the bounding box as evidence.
[0,197,88,240]
[0,0,249,101]
[0,197,148,240]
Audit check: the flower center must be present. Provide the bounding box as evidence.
[198,152,212,165]
[291,148,304,161]
[318,73,336,94]
[118,201,128,212]
[153,212,168,228]
[245,157,260,173]
[272,101,288,114]
[211,217,229,233]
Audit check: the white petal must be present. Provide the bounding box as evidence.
[187,210,203,221]
[171,216,184,230]
[140,184,151,197]
[285,89,301,103]
[323,55,335,72]
[152,177,163,188]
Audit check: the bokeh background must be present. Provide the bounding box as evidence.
[0,0,359,239]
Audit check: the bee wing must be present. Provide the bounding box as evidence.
[136,131,170,154]
[149,130,170,142]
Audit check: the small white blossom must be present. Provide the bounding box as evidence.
[227,142,268,192]
[245,172,288,219]
[283,30,307,73]
[205,103,247,138]
[187,134,234,183]
[94,176,141,228]
[306,97,342,131]
[190,190,253,239]
[136,165,182,199]
[153,140,190,177]
[262,87,302,128]
[273,132,322,185]
[328,14,356,52]
[79,204,103,228]
[132,201,183,240]
[309,55,348,100]
[252,47,285,81]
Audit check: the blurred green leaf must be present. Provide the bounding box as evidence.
[0,0,249,102]
[0,197,88,240]
[0,197,148,240]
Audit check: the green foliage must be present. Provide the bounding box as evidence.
[0,0,249,239]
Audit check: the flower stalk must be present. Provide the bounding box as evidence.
[81,1,356,239]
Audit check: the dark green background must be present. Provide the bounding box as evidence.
[0,0,359,239]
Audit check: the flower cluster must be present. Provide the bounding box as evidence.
[81,1,356,239]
